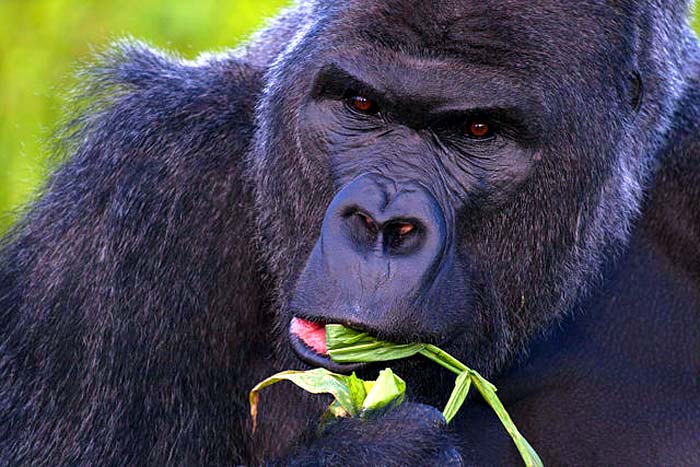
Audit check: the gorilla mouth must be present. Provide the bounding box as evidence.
[291,317,327,354]
[290,317,365,373]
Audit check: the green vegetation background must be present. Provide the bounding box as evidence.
[0,1,698,232]
[0,0,289,232]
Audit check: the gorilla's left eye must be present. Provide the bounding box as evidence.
[346,94,379,115]
[464,118,494,139]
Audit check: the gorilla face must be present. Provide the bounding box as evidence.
[252,0,651,379]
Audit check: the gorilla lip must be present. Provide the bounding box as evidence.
[290,317,366,373]
[290,317,327,355]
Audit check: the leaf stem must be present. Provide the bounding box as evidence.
[419,344,467,375]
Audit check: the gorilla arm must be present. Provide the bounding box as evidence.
[281,403,462,466]
[0,41,270,464]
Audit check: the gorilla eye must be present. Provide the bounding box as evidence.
[464,119,493,139]
[346,94,379,114]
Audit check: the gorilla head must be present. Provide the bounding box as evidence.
[251,0,686,379]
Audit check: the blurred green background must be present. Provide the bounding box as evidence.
[0,1,698,233]
[0,0,289,232]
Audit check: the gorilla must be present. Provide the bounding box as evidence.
[1,0,699,464]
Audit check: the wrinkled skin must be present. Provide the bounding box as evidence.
[1,0,699,465]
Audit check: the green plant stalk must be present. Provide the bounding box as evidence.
[416,345,541,467]
[442,371,471,424]
[419,345,466,375]
[325,325,543,467]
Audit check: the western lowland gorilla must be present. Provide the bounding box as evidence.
[1,0,699,464]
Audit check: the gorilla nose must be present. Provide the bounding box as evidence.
[324,174,445,259]
[318,173,447,299]
[340,204,426,255]
[291,173,456,336]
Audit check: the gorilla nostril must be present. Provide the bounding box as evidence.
[386,221,417,237]
[348,210,377,233]
[384,220,422,254]
[342,209,379,249]
[396,222,415,236]
[358,212,376,230]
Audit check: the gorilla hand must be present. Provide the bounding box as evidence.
[286,403,463,466]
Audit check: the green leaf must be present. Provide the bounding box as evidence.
[258,326,543,466]
[420,344,468,375]
[326,324,425,362]
[249,368,360,431]
[470,371,543,467]
[442,371,471,424]
[325,400,350,418]
[325,325,544,467]
[249,367,409,433]
[346,372,368,411]
[361,368,406,413]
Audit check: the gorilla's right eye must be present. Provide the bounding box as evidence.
[345,94,379,115]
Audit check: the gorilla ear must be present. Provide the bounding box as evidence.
[628,70,644,114]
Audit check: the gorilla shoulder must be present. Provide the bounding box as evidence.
[0,41,269,464]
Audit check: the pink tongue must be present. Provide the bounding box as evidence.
[291,317,327,355]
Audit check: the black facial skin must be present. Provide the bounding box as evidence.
[2,0,700,465]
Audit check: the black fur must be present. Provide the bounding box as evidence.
[2,1,700,464]
[0,43,270,464]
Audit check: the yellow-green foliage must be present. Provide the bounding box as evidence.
[0,0,289,233]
